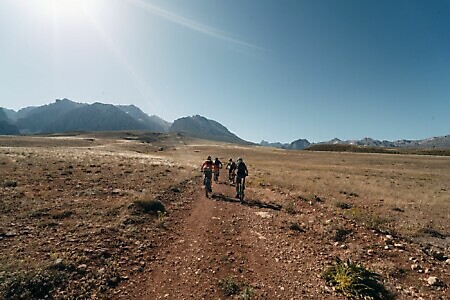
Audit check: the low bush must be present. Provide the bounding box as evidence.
[1,268,65,299]
[323,257,390,299]
[131,199,165,214]
[2,179,17,188]
[218,276,240,296]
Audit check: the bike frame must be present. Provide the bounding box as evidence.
[237,177,245,202]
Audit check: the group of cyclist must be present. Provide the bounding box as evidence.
[201,156,248,199]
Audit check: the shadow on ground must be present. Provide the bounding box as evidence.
[211,193,282,211]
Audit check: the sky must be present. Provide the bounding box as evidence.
[1,0,449,143]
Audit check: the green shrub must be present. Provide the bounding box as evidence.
[218,276,240,296]
[2,179,17,188]
[240,285,255,299]
[323,257,390,299]
[1,268,65,299]
[131,199,165,214]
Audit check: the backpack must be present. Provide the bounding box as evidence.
[237,161,246,176]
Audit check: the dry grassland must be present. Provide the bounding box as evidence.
[0,133,449,299]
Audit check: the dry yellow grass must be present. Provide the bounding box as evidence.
[158,140,450,245]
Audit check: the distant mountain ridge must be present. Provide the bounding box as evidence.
[261,135,450,150]
[260,139,311,150]
[169,115,248,144]
[320,136,450,148]
[0,99,249,144]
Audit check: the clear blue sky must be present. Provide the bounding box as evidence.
[1,0,449,143]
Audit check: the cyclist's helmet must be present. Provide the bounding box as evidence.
[237,157,243,162]
[207,156,211,160]
[229,158,232,162]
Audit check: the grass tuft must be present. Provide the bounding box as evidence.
[323,257,391,300]
[336,201,352,210]
[284,200,297,214]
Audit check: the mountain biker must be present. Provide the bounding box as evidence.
[213,157,222,181]
[226,158,237,182]
[201,156,213,192]
[235,157,248,198]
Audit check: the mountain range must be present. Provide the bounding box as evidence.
[0,99,243,144]
[261,135,450,150]
[1,99,449,148]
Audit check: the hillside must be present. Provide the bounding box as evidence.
[16,99,86,133]
[0,109,19,135]
[117,105,171,132]
[169,115,249,144]
[43,103,146,133]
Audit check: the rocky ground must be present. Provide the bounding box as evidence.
[0,133,449,299]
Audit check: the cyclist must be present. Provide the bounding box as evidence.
[226,158,237,183]
[201,156,213,192]
[235,157,248,198]
[213,157,222,181]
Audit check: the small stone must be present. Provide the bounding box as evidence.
[367,249,374,255]
[411,264,420,271]
[446,259,450,265]
[394,243,404,249]
[55,258,63,265]
[427,276,441,286]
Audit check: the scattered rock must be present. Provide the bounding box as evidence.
[254,212,271,218]
[426,276,442,287]
[394,243,405,249]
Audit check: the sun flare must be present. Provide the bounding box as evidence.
[27,0,99,21]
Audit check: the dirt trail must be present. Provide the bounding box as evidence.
[124,174,341,299]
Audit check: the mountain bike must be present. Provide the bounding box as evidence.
[229,170,236,184]
[213,169,219,183]
[203,171,212,198]
[236,177,245,203]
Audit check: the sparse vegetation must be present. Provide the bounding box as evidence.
[2,179,17,188]
[218,276,254,298]
[1,134,449,299]
[323,257,390,300]
[417,226,447,239]
[156,211,168,229]
[284,200,297,214]
[0,268,65,299]
[336,201,352,209]
[52,210,74,219]
[289,222,304,232]
[131,199,166,214]
[239,285,255,299]
[333,228,353,242]
[218,276,240,296]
